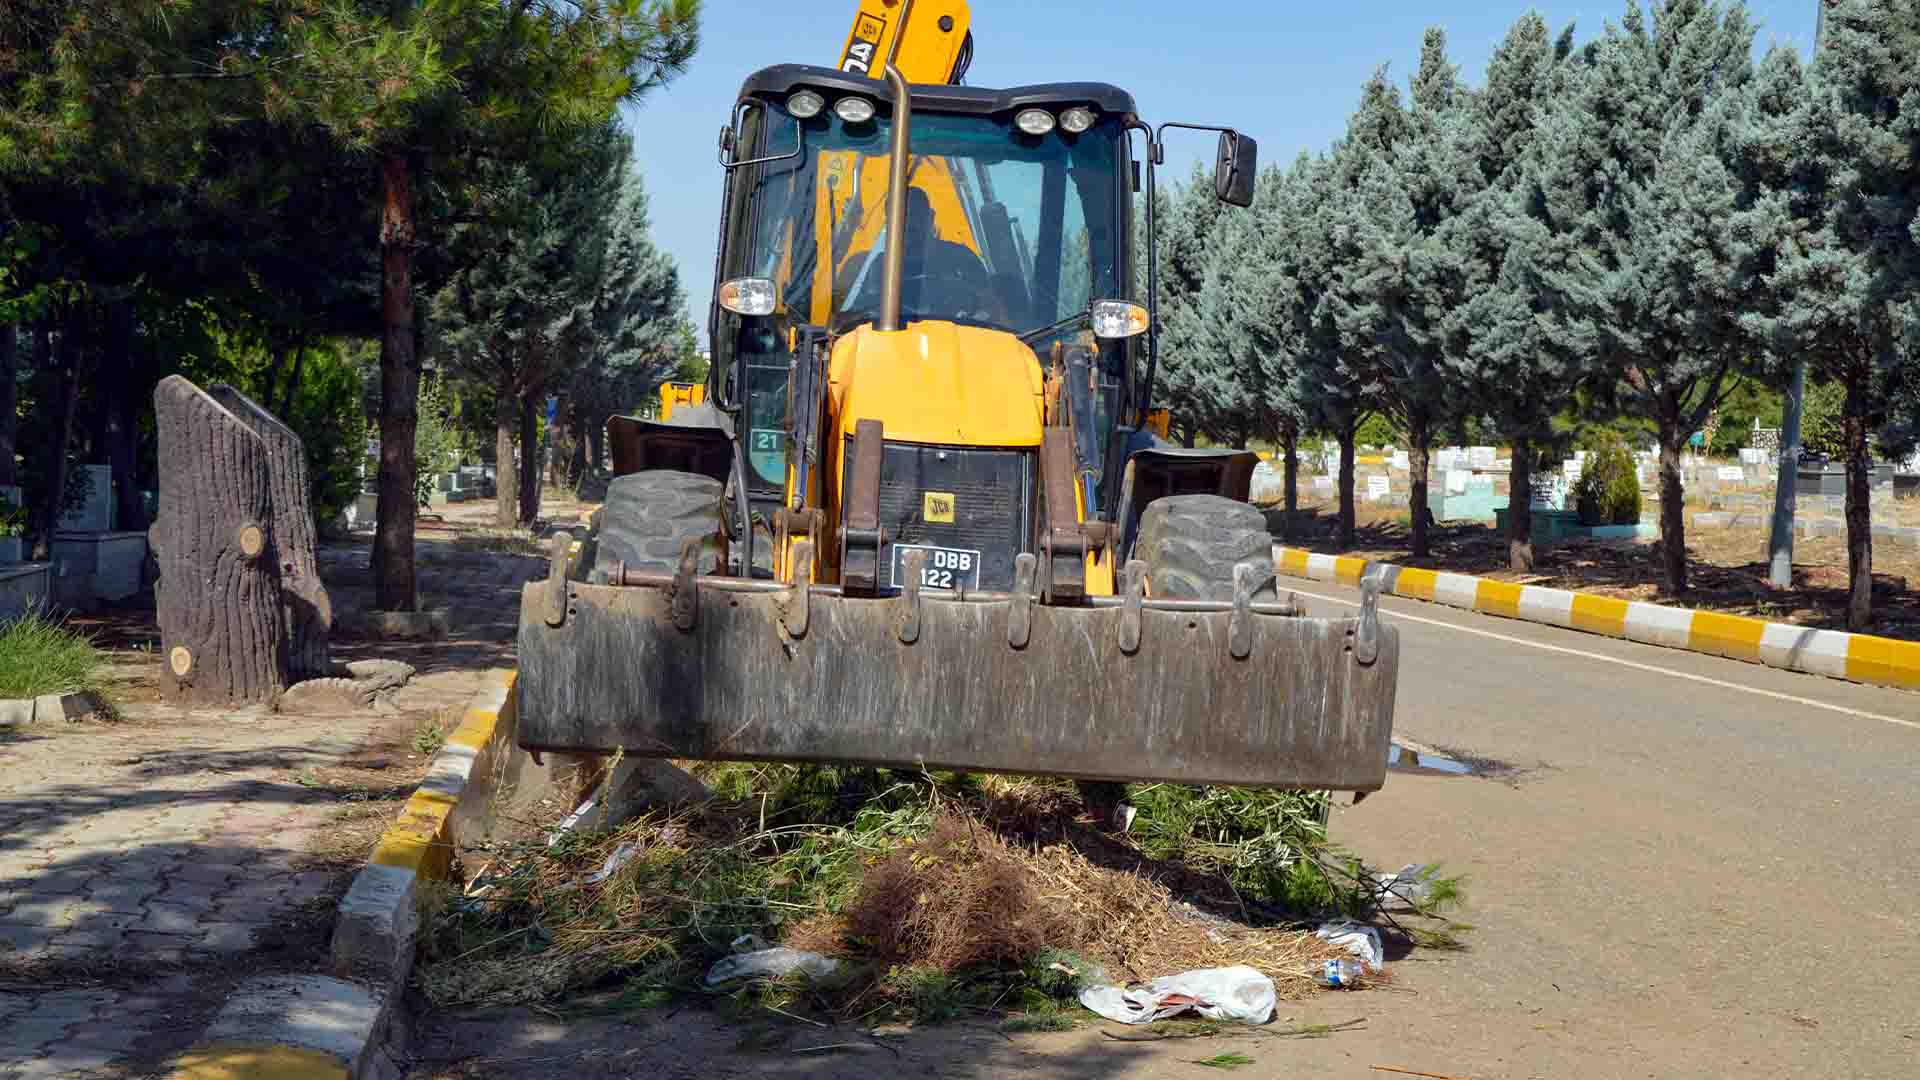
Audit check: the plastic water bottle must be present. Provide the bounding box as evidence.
[1316,958,1363,988]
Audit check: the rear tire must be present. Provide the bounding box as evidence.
[1135,495,1279,602]
[592,470,726,583]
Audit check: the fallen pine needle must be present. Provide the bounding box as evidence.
[793,1043,866,1054]
[1372,1066,1472,1080]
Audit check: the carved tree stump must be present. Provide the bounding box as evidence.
[152,376,286,704]
[210,384,333,680]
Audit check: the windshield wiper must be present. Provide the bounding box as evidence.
[1017,307,1089,345]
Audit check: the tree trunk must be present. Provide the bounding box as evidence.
[586,415,605,479]
[37,318,81,559]
[0,323,17,489]
[1408,415,1432,559]
[1336,419,1356,549]
[1508,435,1533,572]
[495,378,518,527]
[101,301,145,533]
[1842,371,1873,630]
[278,335,309,419]
[1657,409,1689,596]
[375,148,419,611]
[1280,424,1298,539]
[210,384,332,681]
[518,392,541,526]
[151,376,286,705]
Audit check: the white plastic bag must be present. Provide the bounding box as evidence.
[1077,965,1276,1025]
[703,948,840,987]
[1315,920,1384,971]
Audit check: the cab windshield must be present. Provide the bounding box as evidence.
[747,104,1125,336]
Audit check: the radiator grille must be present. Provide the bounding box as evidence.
[846,440,1034,593]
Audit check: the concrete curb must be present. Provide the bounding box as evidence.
[165,975,399,1080]
[330,668,518,987]
[0,689,102,727]
[1275,546,1920,692]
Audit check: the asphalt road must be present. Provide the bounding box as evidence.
[1272,578,1920,1079]
[407,582,1919,1080]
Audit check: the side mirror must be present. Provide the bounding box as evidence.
[1213,130,1257,207]
[716,125,736,166]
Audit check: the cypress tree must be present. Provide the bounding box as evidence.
[1739,0,1920,628]
[1440,11,1582,571]
[1525,0,1758,595]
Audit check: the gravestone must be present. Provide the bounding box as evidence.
[1469,446,1497,469]
[1445,469,1470,495]
[1717,465,1744,483]
[57,465,114,531]
[1390,450,1411,472]
[1366,475,1392,502]
[1313,475,1335,495]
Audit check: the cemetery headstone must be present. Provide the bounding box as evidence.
[1391,450,1411,472]
[1445,469,1471,495]
[1469,446,1497,469]
[1313,476,1335,495]
[57,464,114,532]
[1717,465,1744,483]
[1366,475,1392,502]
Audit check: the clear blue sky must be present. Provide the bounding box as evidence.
[620,1,1822,347]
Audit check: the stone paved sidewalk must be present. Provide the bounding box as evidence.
[0,519,553,1079]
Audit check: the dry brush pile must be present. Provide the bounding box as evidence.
[416,764,1459,1025]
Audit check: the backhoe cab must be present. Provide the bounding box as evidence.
[517,63,1398,793]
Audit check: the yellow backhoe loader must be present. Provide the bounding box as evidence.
[516,1,1398,792]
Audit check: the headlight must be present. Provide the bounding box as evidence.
[719,277,777,317]
[787,90,825,119]
[1014,108,1056,136]
[1091,300,1150,339]
[1060,106,1097,133]
[834,96,876,124]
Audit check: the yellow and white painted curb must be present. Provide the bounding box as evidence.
[1276,546,1920,693]
[331,668,517,982]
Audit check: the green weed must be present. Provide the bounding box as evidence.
[1194,1052,1256,1069]
[413,717,447,755]
[0,610,105,701]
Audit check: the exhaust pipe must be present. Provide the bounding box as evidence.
[877,62,912,333]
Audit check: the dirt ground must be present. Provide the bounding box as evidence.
[1273,497,1920,642]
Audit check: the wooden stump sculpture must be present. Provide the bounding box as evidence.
[152,376,331,704]
[210,384,333,681]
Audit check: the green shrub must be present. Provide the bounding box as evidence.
[1574,440,1642,526]
[0,492,27,538]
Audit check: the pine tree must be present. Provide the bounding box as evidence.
[432,124,627,526]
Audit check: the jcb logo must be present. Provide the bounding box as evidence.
[923,491,955,524]
[842,14,886,74]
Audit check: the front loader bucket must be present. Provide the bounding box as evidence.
[517,557,1397,791]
